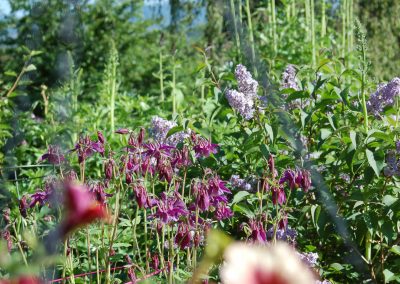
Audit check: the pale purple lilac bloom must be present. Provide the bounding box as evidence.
[280,64,300,91]
[367,77,400,118]
[150,116,190,146]
[229,175,252,191]
[225,64,258,120]
[298,251,319,268]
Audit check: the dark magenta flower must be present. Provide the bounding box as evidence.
[89,182,112,205]
[143,142,174,162]
[132,183,154,209]
[215,203,233,220]
[71,135,104,164]
[208,175,230,196]
[97,131,105,144]
[171,146,191,168]
[2,229,12,252]
[195,185,210,212]
[193,137,218,158]
[104,159,115,180]
[40,145,65,165]
[115,128,130,134]
[279,169,297,190]
[272,187,286,205]
[157,160,173,183]
[249,219,267,243]
[152,192,188,223]
[174,223,193,249]
[19,196,29,218]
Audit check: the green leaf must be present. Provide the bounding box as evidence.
[264,123,274,142]
[286,91,309,101]
[231,191,250,204]
[350,131,357,148]
[389,245,400,256]
[24,64,37,72]
[330,263,344,271]
[382,195,398,207]
[383,269,395,283]
[166,126,184,138]
[320,128,332,140]
[366,149,380,177]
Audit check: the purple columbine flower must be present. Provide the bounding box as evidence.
[71,135,105,163]
[215,203,233,220]
[367,77,400,118]
[192,134,218,158]
[89,182,112,205]
[175,223,193,250]
[143,142,174,163]
[40,145,65,165]
[272,187,286,205]
[171,146,191,169]
[19,195,29,218]
[157,160,173,183]
[133,183,153,209]
[280,168,312,192]
[115,128,130,134]
[279,169,297,190]
[195,184,210,212]
[248,219,267,243]
[152,192,188,223]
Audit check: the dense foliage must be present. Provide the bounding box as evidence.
[1,0,400,283]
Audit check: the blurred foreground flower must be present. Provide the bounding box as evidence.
[0,276,42,284]
[60,183,108,237]
[220,242,316,284]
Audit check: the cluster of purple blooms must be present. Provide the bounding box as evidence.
[297,251,319,268]
[384,150,400,177]
[229,175,253,191]
[367,77,400,118]
[150,116,191,146]
[280,64,300,91]
[272,168,312,205]
[225,64,259,120]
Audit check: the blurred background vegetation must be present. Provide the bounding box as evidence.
[0,0,399,173]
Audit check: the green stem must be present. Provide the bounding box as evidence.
[160,50,164,102]
[245,0,257,76]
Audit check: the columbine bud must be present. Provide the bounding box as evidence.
[96,131,104,144]
[138,128,145,145]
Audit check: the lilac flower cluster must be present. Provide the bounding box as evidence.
[367,77,400,118]
[383,150,400,177]
[298,251,319,268]
[280,64,300,91]
[266,226,298,244]
[225,64,258,120]
[150,116,190,146]
[229,175,253,191]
